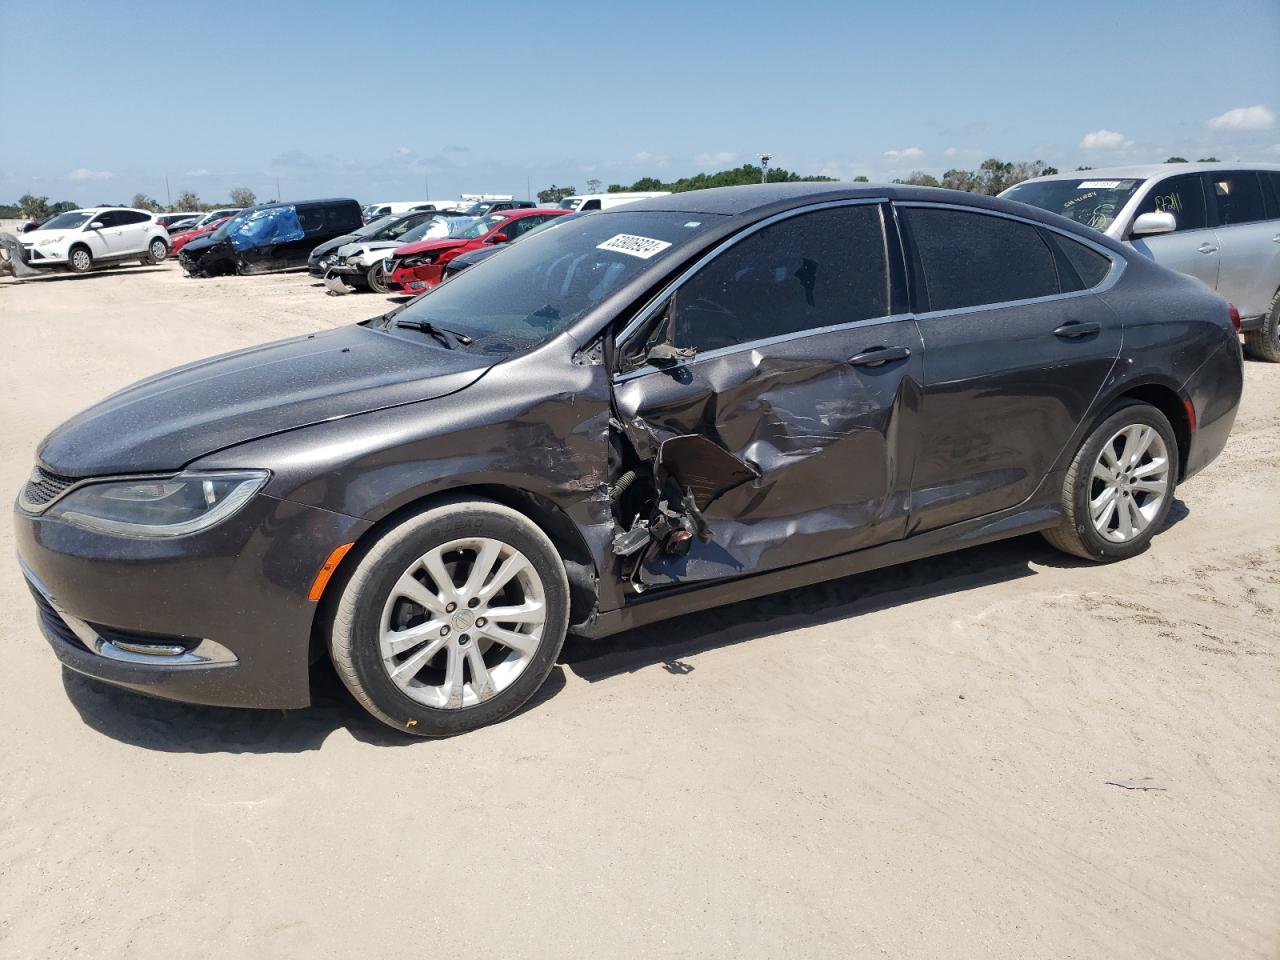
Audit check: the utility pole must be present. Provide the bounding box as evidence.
[526,176,531,200]
[761,155,771,183]
[425,174,430,198]
[164,176,171,209]
[275,176,281,201]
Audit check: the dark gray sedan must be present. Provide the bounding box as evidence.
[15,183,1243,735]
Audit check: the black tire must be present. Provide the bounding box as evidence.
[1243,288,1280,362]
[366,261,389,294]
[67,245,93,274]
[328,497,570,736]
[143,237,168,265]
[1042,400,1179,562]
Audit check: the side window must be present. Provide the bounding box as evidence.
[1262,173,1280,220]
[1133,175,1208,232]
[119,210,150,225]
[1209,171,1268,226]
[1051,232,1112,290]
[580,199,602,211]
[504,216,545,239]
[298,206,325,232]
[673,205,889,353]
[92,211,121,228]
[904,207,1060,311]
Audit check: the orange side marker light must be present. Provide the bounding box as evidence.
[308,542,355,602]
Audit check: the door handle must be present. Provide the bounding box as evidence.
[848,345,911,367]
[1198,242,1218,254]
[1053,321,1101,339]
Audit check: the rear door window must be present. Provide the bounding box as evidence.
[1209,171,1268,226]
[1132,175,1209,233]
[673,204,889,353]
[903,207,1061,311]
[1262,173,1280,220]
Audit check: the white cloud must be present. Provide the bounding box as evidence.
[631,150,669,168]
[68,167,114,181]
[1207,105,1275,131]
[1079,129,1128,150]
[395,146,412,156]
[1271,143,1280,155]
[694,150,738,167]
[944,147,960,158]
[884,146,925,160]
[184,168,210,177]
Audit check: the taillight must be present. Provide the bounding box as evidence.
[1227,303,1242,333]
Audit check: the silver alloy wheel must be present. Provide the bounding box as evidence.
[149,239,166,261]
[1089,423,1171,543]
[71,249,91,271]
[367,261,388,293]
[378,537,547,709]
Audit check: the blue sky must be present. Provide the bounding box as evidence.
[2,0,1277,205]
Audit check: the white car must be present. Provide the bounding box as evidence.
[20,207,171,274]
[1003,163,1280,360]
[323,216,465,293]
[557,191,671,211]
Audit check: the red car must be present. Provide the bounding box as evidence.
[386,208,569,293]
[168,216,232,257]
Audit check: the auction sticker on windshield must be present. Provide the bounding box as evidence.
[596,234,673,259]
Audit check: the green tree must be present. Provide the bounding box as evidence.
[18,194,50,219]
[1165,156,1188,163]
[537,184,577,205]
[50,200,77,214]
[1197,157,1218,162]
[852,175,869,182]
[131,193,160,211]
[175,189,201,211]
[1075,165,1094,171]
[941,168,979,192]
[229,186,256,207]
[584,178,603,195]
[894,171,940,187]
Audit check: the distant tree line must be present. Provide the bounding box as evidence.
[3,187,259,221]
[608,163,836,194]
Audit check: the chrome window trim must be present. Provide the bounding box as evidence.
[895,200,1126,320]
[612,197,892,365]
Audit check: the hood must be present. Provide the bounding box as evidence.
[21,229,70,244]
[337,240,400,257]
[179,235,221,258]
[393,237,466,257]
[38,324,493,476]
[310,232,361,260]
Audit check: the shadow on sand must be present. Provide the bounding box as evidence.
[62,504,1190,753]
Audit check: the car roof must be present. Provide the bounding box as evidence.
[253,198,358,210]
[1016,161,1280,184]
[496,207,568,220]
[607,181,1067,219]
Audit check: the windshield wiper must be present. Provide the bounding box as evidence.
[394,318,473,347]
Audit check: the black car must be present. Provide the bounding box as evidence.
[459,199,536,216]
[16,183,1242,736]
[179,198,362,276]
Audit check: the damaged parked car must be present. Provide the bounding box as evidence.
[179,198,361,276]
[16,183,1242,736]
[319,209,451,293]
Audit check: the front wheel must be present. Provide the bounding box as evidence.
[366,260,390,294]
[143,237,168,265]
[1042,400,1178,562]
[67,246,93,274]
[328,498,570,736]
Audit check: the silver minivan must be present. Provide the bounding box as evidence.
[1003,163,1280,360]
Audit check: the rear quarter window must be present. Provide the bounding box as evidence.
[1051,233,1112,290]
[904,207,1061,311]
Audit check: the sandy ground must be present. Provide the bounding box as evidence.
[0,260,1276,959]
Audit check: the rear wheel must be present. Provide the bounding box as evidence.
[67,245,93,274]
[1042,401,1178,562]
[142,237,168,265]
[328,498,570,736]
[1243,289,1280,362]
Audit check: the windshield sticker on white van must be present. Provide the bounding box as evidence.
[1078,180,1122,189]
[597,234,673,259]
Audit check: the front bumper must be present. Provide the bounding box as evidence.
[15,492,371,709]
[21,245,67,266]
[389,264,441,293]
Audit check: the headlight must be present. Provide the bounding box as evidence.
[47,470,269,538]
[402,253,437,268]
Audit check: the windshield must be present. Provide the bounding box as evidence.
[41,212,92,230]
[371,213,428,242]
[460,203,491,216]
[356,214,398,238]
[559,198,583,211]
[1001,178,1142,232]
[454,214,505,240]
[392,211,723,351]
[399,217,461,244]
[209,209,253,241]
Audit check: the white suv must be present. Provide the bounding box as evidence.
[20,207,171,274]
[1003,163,1280,361]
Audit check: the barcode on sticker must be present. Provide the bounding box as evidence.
[596,234,672,259]
[1078,180,1121,189]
